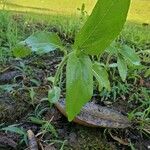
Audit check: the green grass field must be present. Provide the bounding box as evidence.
[0,0,150,24]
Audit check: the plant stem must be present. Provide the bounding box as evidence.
[53,55,68,86]
[106,54,111,69]
[61,47,67,56]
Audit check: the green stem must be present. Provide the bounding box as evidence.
[53,55,68,86]
[61,47,67,56]
[106,54,112,69]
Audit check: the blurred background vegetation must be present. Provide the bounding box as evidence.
[0,0,149,24]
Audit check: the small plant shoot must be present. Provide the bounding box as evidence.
[13,0,131,121]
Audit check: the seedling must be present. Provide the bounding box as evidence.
[106,42,141,81]
[0,124,28,145]
[13,0,131,121]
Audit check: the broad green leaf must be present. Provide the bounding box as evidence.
[24,32,63,53]
[74,0,131,55]
[13,32,63,58]
[48,86,61,104]
[92,62,110,91]
[119,45,141,65]
[66,52,93,121]
[12,44,31,58]
[117,55,128,82]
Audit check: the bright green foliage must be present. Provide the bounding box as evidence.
[106,42,141,81]
[92,62,110,91]
[48,86,61,103]
[117,55,128,82]
[67,0,130,120]
[119,45,140,65]
[13,32,63,57]
[24,32,63,53]
[106,41,118,54]
[74,0,131,55]
[66,52,93,121]
[12,1,131,121]
[13,44,31,58]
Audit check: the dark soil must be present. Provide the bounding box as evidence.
[0,50,149,150]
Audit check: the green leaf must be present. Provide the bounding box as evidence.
[1,125,26,136]
[42,122,58,138]
[145,68,150,77]
[12,44,31,58]
[109,63,118,68]
[48,86,61,104]
[24,32,63,53]
[74,0,131,55]
[13,32,63,58]
[47,76,55,83]
[92,62,110,91]
[29,117,45,125]
[66,52,93,121]
[119,45,141,65]
[106,41,119,54]
[117,55,128,82]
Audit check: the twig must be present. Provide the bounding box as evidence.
[109,130,129,146]
[27,130,39,150]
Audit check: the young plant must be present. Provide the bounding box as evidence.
[105,42,141,81]
[13,0,131,121]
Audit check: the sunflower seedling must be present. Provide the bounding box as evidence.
[13,0,131,121]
